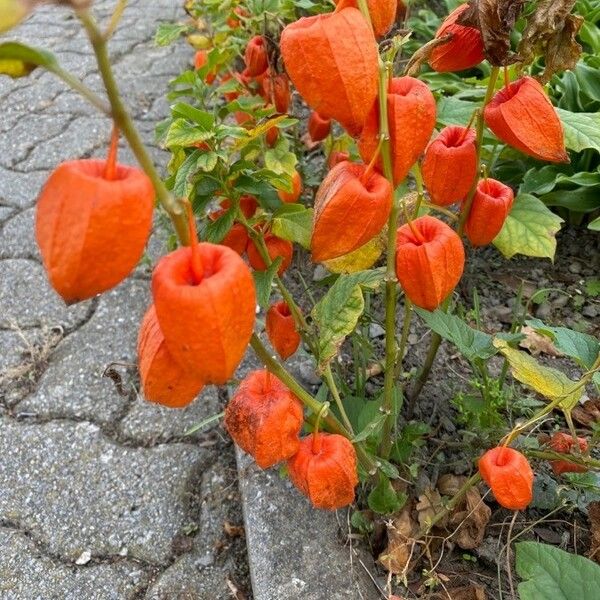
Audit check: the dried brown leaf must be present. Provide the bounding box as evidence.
[378,504,419,575]
[518,0,582,83]
[416,487,447,529]
[223,521,245,538]
[519,326,563,357]
[587,501,600,564]
[431,585,486,600]
[572,398,600,428]
[458,0,526,66]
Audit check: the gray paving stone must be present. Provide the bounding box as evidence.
[0,328,44,374]
[0,418,205,565]
[0,207,38,259]
[0,206,15,223]
[0,258,90,329]
[19,278,149,423]
[0,529,146,600]
[0,168,48,208]
[120,385,223,444]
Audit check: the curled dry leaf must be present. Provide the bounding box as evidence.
[587,501,600,564]
[518,0,583,84]
[438,474,491,550]
[518,326,563,357]
[572,398,600,428]
[458,0,526,66]
[378,504,419,575]
[416,486,447,529]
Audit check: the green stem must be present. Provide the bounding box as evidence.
[77,9,189,245]
[324,365,354,434]
[526,449,600,470]
[411,163,424,217]
[250,333,376,473]
[394,297,413,379]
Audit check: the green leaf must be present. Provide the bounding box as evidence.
[367,474,407,514]
[155,23,189,46]
[0,41,58,78]
[525,318,600,371]
[205,209,235,244]
[414,308,496,363]
[271,205,313,249]
[196,151,218,172]
[516,541,600,600]
[541,187,600,213]
[557,108,600,153]
[171,103,215,129]
[165,118,214,148]
[436,96,476,126]
[253,258,281,309]
[589,216,600,231]
[173,150,200,198]
[493,193,563,260]
[352,413,387,443]
[264,145,298,176]
[311,270,384,369]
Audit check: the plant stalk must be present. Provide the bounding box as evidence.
[77,9,189,245]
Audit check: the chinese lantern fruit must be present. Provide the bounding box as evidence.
[287,433,358,510]
[328,150,350,169]
[278,170,303,204]
[219,195,258,219]
[36,159,154,304]
[247,233,293,275]
[244,36,268,76]
[264,72,291,114]
[152,243,256,383]
[464,178,514,247]
[395,216,464,311]
[334,0,397,38]
[280,7,379,136]
[484,76,568,163]
[308,111,331,142]
[549,432,588,476]
[479,447,534,511]
[137,305,204,408]
[312,161,392,262]
[266,300,301,360]
[429,4,485,72]
[422,126,477,206]
[225,370,304,468]
[194,50,216,83]
[359,77,436,185]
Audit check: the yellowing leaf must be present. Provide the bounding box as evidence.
[0,0,29,34]
[323,233,385,274]
[493,339,582,410]
[493,193,563,260]
[0,42,58,80]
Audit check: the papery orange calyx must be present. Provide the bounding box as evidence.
[263,72,291,114]
[280,7,379,137]
[137,305,204,408]
[312,160,392,262]
[244,35,268,77]
[247,233,294,276]
[395,215,464,311]
[422,125,477,207]
[333,0,397,38]
[225,369,304,468]
[478,447,534,511]
[308,111,331,143]
[484,76,568,163]
[287,432,358,510]
[549,432,589,476]
[278,170,303,204]
[429,3,485,73]
[266,300,301,360]
[464,178,514,247]
[359,76,436,186]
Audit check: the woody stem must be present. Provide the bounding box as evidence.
[323,365,354,434]
[77,9,189,246]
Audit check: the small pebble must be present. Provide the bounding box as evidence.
[582,304,598,318]
[75,550,91,565]
[569,262,582,274]
[369,323,385,338]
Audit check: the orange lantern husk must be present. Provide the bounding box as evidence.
[36,157,154,304]
[308,111,332,143]
[244,35,268,77]
[152,242,256,384]
[429,4,485,73]
[328,150,350,169]
[287,432,358,510]
[334,0,397,38]
[549,432,589,476]
[395,216,464,311]
[225,369,304,468]
[278,170,303,204]
[280,7,379,136]
[464,178,514,247]
[266,300,301,360]
[478,447,534,511]
[422,126,477,206]
[247,233,293,275]
[312,160,392,262]
[484,76,568,163]
[137,305,205,408]
[359,76,436,185]
[263,72,291,114]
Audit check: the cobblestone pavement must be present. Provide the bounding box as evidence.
[0,2,250,598]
